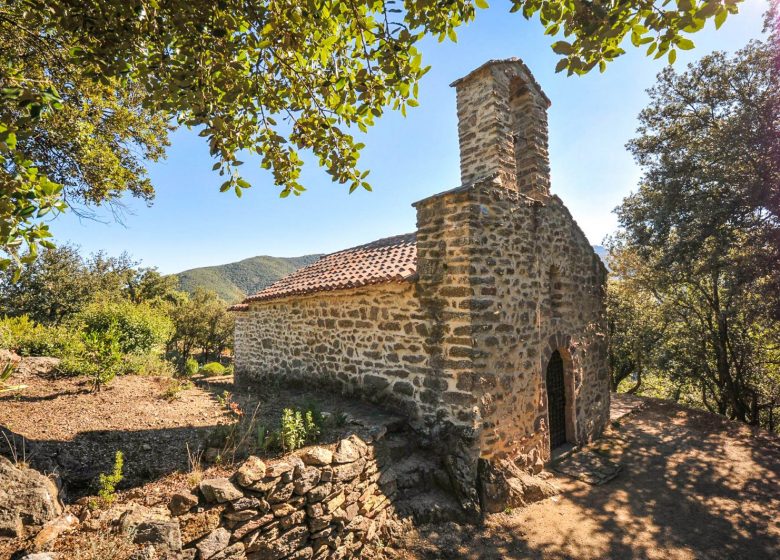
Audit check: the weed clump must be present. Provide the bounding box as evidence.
[97,450,124,506]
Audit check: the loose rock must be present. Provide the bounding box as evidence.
[195,527,231,559]
[236,456,267,487]
[300,448,332,467]
[200,479,243,504]
[168,491,199,516]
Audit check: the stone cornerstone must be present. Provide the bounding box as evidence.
[232,58,610,514]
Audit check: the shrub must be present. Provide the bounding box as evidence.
[97,451,124,506]
[199,362,226,377]
[120,353,176,377]
[184,357,199,377]
[77,299,172,355]
[0,315,82,358]
[278,406,323,452]
[161,378,192,401]
[60,325,123,391]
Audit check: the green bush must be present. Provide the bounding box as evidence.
[184,358,199,377]
[120,353,176,377]
[60,325,123,391]
[0,315,82,357]
[199,362,226,377]
[77,299,172,355]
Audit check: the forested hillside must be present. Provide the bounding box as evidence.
[175,255,321,303]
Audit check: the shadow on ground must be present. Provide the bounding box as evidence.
[398,397,780,560]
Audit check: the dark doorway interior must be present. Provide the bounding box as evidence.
[546,350,567,449]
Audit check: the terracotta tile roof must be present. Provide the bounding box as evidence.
[238,233,417,305]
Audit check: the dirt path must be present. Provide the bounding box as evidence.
[397,395,780,560]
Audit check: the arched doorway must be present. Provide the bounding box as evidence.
[546,350,567,449]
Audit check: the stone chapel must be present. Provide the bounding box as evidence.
[231,58,610,510]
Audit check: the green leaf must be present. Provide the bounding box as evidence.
[475,0,489,9]
[677,38,695,50]
[715,9,727,29]
[552,41,573,55]
[668,49,677,64]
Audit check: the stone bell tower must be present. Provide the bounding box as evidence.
[450,58,551,201]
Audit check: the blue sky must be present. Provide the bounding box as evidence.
[51,1,769,273]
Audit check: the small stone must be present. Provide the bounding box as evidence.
[319,467,333,483]
[332,439,360,464]
[279,509,306,530]
[230,496,268,512]
[310,526,333,540]
[223,509,256,522]
[196,527,231,560]
[20,554,58,560]
[333,458,366,482]
[325,491,345,513]
[271,502,297,518]
[133,519,183,552]
[306,483,332,503]
[248,477,280,494]
[293,466,321,496]
[248,525,308,560]
[32,513,79,550]
[300,447,332,466]
[169,491,199,516]
[267,482,294,504]
[211,542,245,560]
[288,547,313,560]
[265,461,294,478]
[232,513,274,540]
[236,456,267,487]
[200,479,243,503]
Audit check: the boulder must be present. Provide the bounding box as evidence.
[199,479,243,503]
[0,456,62,537]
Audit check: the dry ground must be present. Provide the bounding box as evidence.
[1,365,779,559]
[396,397,780,560]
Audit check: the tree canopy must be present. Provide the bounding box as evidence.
[1,0,745,265]
[610,39,779,431]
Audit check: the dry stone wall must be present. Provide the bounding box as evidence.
[173,435,402,560]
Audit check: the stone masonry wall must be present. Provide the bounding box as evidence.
[453,60,551,200]
[465,181,610,467]
[413,175,609,472]
[234,284,432,423]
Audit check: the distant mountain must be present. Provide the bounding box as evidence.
[592,245,608,264]
[175,254,321,303]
